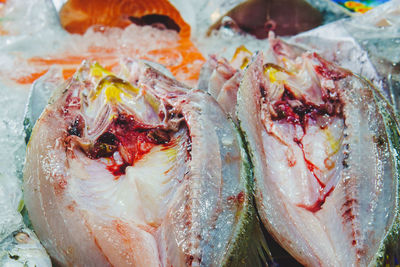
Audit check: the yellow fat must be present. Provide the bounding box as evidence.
[231,45,252,70]
[323,128,340,155]
[90,62,113,79]
[89,62,141,104]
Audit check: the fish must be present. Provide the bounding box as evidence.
[0,173,51,266]
[196,46,254,120]
[59,0,190,37]
[0,227,52,266]
[23,60,267,266]
[236,37,400,266]
[207,0,323,39]
[197,55,242,119]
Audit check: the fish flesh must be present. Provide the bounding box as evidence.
[197,55,242,119]
[59,0,191,37]
[196,45,257,121]
[23,60,265,266]
[236,37,400,266]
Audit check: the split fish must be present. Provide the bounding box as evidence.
[23,60,266,266]
[236,37,400,266]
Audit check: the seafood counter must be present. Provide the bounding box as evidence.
[0,0,400,266]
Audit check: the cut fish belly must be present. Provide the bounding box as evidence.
[237,38,400,266]
[23,60,265,266]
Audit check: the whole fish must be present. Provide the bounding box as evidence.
[236,38,400,266]
[23,60,266,266]
[207,0,323,39]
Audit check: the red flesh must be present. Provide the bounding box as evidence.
[67,112,174,177]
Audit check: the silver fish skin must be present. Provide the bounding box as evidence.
[23,60,258,267]
[0,227,51,267]
[0,173,51,267]
[237,38,400,266]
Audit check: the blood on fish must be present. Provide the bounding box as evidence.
[297,186,335,212]
[269,81,344,212]
[313,53,349,81]
[227,191,245,204]
[54,178,68,196]
[342,198,358,209]
[271,89,325,131]
[82,113,176,177]
[64,93,81,110]
[107,161,129,178]
[304,158,325,188]
[296,135,335,212]
[342,208,356,223]
[67,116,84,137]
[295,130,339,212]
[66,201,77,212]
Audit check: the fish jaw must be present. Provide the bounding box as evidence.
[24,60,253,266]
[237,49,399,266]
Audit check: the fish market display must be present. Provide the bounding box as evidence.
[0,0,398,265]
[236,37,400,266]
[23,60,264,266]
